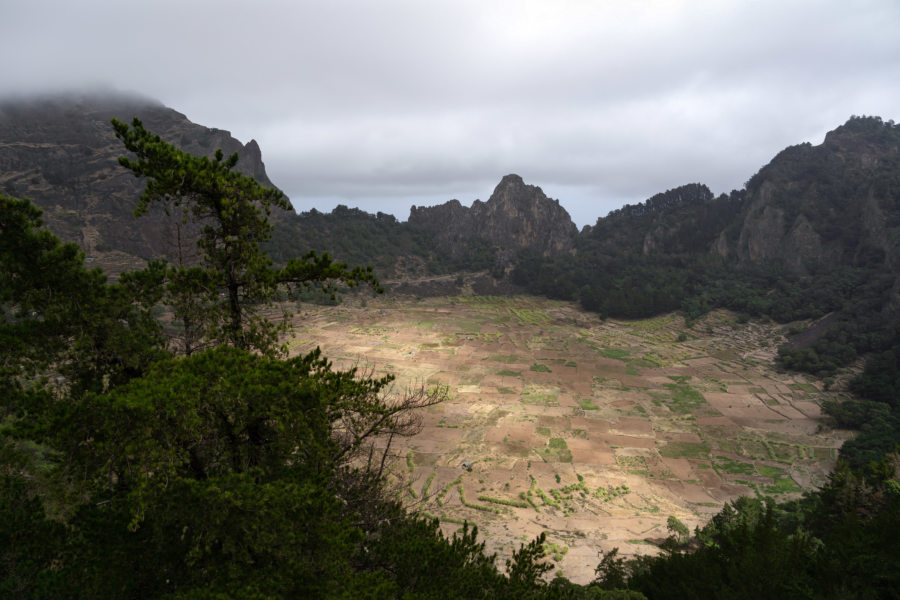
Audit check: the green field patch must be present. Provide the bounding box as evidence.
[662,381,706,413]
[508,307,550,324]
[755,464,802,495]
[737,439,772,461]
[629,315,675,332]
[530,363,552,373]
[599,347,631,361]
[536,426,552,437]
[625,363,640,376]
[767,441,802,462]
[658,441,710,459]
[497,386,517,395]
[640,353,666,367]
[537,438,573,463]
[564,361,577,367]
[522,385,559,407]
[762,476,802,495]
[285,337,313,350]
[713,455,755,475]
[496,369,521,377]
[576,398,600,410]
[789,383,818,393]
[756,464,787,478]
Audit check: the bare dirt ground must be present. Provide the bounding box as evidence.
[284,294,852,584]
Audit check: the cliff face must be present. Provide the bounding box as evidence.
[573,117,900,278]
[0,93,281,263]
[733,116,900,274]
[408,174,578,263]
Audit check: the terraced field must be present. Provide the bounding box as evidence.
[285,294,851,583]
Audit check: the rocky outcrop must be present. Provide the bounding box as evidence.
[407,174,578,264]
[0,93,282,263]
[732,116,900,274]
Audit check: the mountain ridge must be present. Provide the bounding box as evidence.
[2,94,899,291]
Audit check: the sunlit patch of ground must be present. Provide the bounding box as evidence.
[283,294,852,584]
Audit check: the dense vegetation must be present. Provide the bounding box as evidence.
[267,207,508,278]
[267,206,429,277]
[604,458,900,599]
[3,117,900,598]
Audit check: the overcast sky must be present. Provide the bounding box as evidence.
[2,0,898,227]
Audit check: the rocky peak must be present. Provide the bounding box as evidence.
[408,174,577,264]
[734,116,900,274]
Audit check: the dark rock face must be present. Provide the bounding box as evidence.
[0,93,281,262]
[408,174,578,263]
[732,116,900,274]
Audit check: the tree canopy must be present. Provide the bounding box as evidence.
[112,117,380,355]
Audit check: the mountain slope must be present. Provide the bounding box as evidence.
[734,116,900,274]
[0,93,279,267]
